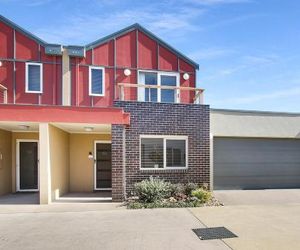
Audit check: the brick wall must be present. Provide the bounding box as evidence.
[112,101,210,200]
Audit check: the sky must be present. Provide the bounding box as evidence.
[1,0,300,112]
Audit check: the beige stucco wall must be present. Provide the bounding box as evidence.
[0,129,12,196]
[69,133,111,192]
[49,125,70,201]
[211,109,300,138]
[11,132,39,193]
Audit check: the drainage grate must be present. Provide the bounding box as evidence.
[192,227,238,240]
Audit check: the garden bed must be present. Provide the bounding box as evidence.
[125,177,224,209]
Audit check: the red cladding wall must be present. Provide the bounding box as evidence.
[1,18,197,107]
[0,21,62,105]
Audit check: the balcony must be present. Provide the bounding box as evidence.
[117,83,204,104]
[0,84,7,104]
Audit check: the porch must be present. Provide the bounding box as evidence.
[0,121,114,204]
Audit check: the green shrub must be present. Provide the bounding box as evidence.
[184,183,199,195]
[191,188,212,203]
[134,177,174,203]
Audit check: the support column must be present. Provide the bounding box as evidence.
[111,124,125,201]
[39,123,51,204]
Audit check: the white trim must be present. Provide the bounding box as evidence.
[139,135,188,170]
[89,66,105,96]
[25,62,43,93]
[137,70,180,103]
[94,140,112,191]
[16,139,39,192]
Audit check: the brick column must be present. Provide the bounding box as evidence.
[111,124,125,201]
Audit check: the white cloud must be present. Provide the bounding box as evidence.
[188,48,234,61]
[0,0,53,6]
[34,4,204,44]
[221,86,300,105]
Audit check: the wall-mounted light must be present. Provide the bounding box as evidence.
[88,152,94,160]
[0,61,2,67]
[18,124,30,130]
[183,73,190,80]
[124,68,131,76]
[84,126,94,132]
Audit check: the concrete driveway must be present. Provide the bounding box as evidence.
[0,204,229,250]
[191,189,300,250]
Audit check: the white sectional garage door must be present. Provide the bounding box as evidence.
[214,137,300,190]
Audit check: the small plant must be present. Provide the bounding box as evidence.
[134,177,174,203]
[191,188,212,203]
[184,183,199,196]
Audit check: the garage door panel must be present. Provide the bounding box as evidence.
[214,138,300,190]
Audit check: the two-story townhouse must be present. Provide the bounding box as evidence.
[0,15,209,203]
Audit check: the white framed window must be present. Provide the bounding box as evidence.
[138,70,180,103]
[25,62,43,93]
[140,135,188,170]
[89,66,105,96]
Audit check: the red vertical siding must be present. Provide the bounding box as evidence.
[116,69,137,101]
[15,31,39,60]
[116,31,136,68]
[0,22,13,58]
[93,41,114,66]
[158,45,177,71]
[138,31,157,69]
[0,61,13,103]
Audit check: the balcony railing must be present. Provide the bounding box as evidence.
[117,83,204,104]
[0,84,7,104]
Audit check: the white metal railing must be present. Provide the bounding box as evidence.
[0,84,7,104]
[118,83,204,104]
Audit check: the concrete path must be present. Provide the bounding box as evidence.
[214,189,300,206]
[0,207,229,250]
[190,189,300,250]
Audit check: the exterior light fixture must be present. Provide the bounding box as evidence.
[88,152,94,160]
[124,68,131,76]
[183,73,190,80]
[18,125,30,130]
[84,126,94,132]
[0,61,2,67]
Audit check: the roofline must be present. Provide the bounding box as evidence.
[0,16,199,69]
[210,108,300,117]
[85,23,199,70]
[0,15,47,46]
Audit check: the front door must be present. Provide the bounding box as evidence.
[17,140,39,191]
[94,142,112,190]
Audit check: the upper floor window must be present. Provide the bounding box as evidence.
[89,66,105,96]
[138,71,179,103]
[26,63,43,93]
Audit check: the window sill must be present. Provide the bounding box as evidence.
[140,168,188,174]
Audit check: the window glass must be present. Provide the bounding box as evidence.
[161,75,177,103]
[90,68,103,95]
[166,139,186,167]
[139,72,158,102]
[27,64,41,92]
[141,138,163,168]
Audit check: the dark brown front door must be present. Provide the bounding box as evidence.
[18,141,38,191]
[95,143,112,190]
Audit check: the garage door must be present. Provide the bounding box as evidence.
[214,138,300,190]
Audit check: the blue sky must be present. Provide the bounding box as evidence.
[1,0,300,112]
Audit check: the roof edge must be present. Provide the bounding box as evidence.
[0,15,47,46]
[85,23,199,70]
[210,108,300,117]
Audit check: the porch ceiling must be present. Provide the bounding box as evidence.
[0,121,39,132]
[53,123,111,134]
